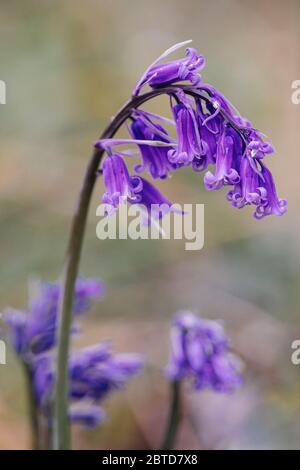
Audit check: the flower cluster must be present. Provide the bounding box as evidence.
[1,277,143,428]
[95,41,286,220]
[166,311,242,393]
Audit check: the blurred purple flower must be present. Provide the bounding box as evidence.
[166,311,242,393]
[2,278,105,358]
[70,347,143,400]
[2,309,27,356]
[70,405,105,429]
[32,343,143,429]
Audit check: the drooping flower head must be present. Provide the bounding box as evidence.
[95,41,286,220]
[2,278,105,359]
[166,311,242,393]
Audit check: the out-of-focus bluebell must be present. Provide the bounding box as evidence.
[33,343,143,428]
[166,311,242,393]
[2,278,105,359]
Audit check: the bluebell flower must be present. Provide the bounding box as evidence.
[101,153,143,215]
[253,163,287,219]
[2,278,105,358]
[133,41,205,96]
[100,151,177,222]
[191,113,218,173]
[130,114,175,179]
[166,311,242,393]
[32,344,143,428]
[168,93,203,166]
[127,176,177,222]
[204,124,241,190]
[70,348,143,400]
[196,82,244,127]
[69,405,105,429]
[95,41,286,219]
[226,157,287,219]
[227,155,267,210]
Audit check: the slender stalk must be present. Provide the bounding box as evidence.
[43,407,53,450]
[53,85,245,450]
[23,363,40,450]
[161,380,181,450]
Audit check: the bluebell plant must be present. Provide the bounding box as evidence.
[1,278,142,448]
[95,41,286,220]
[2,288,243,450]
[162,311,242,449]
[7,40,284,450]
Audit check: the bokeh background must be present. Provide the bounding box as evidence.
[0,0,300,449]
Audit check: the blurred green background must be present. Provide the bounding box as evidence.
[0,0,300,449]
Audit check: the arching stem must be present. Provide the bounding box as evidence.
[23,363,40,450]
[53,85,244,450]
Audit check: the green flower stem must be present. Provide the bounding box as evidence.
[161,380,181,450]
[23,363,40,450]
[53,85,237,450]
